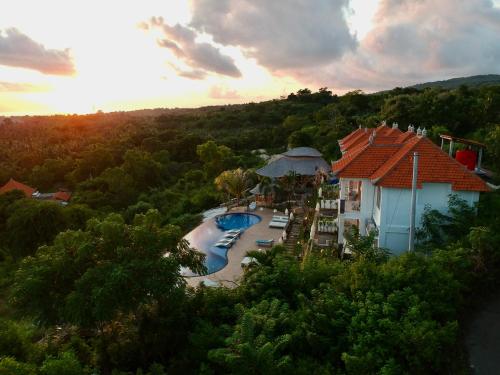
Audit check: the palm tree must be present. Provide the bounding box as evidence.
[215,168,251,206]
[279,171,298,206]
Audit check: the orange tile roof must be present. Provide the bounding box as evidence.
[333,128,490,192]
[386,127,403,136]
[340,124,403,153]
[336,144,400,178]
[53,191,71,202]
[395,131,416,143]
[340,130,370,152]
[0,178,36,197]
[339,128,364,145]
[333,143,368,173]
[373,137,490,191]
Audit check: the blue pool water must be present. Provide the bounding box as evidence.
[182,213,261,276]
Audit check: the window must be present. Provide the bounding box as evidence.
[376,186,381,209]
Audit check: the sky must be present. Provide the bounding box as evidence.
[1,0,500,115]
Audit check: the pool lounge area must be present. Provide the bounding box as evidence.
[184,207,285,288]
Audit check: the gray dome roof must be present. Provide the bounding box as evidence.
[256,155,330,178]
[282,147,323,157]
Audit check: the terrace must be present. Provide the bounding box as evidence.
[185,207,286,288]
[309,184,340,251]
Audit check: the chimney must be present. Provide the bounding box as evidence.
[392,122,399,129]
[416,127,422,136]
[422,128,427,137]
[408,124,414,133]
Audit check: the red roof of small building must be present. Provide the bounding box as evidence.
[53,191,71,202]
[0,178,36,197]
[334,125,490,192]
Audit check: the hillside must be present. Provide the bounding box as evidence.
[409,74,500,90]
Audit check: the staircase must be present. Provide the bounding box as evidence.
[283,214,304,254]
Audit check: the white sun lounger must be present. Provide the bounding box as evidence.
[269,220,288,229]
[272,215,289,222]
[214,238,234,248]
[226,229,242,236]
[222,233,239,241]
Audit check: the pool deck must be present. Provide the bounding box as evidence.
[186,207,285,288]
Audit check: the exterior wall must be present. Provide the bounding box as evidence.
[377,183,480,254]
[337,178,375,243]
[373,186,381,227]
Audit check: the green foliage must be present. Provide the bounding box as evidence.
[11,210,205,327]
[1,86,500,374]
[418,194,477,248]
[0,357,36,375]
[486,124,500,174]
[39,351,87,375]
[214,168,253,205]
[208,300,292,374]
[197,141,234,177]
[344,226,390,262]
[0,319,39,362]
[5,200,68,258]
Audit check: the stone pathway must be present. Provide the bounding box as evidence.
[284,214,304,254]
[466,292,500,374]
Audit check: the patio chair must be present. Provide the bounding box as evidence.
[269,220,287,228]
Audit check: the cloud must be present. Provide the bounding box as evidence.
[189,0,500,91]
[0,28,75,76]
[0,81,49,92]
[208,85,241,99]
[146,17,241,78]
[293,0,500,90]
[190,0,357,71]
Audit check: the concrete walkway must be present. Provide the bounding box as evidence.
[186,207,284,288]
[466,292,500,374]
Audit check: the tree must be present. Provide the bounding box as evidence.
[11,209,205,327]
[197,141,234,177]
[486,124,500,174]
[39,351,87,375]
[209,300,292,374]
[288,130,314,148]
[0,357,36,375]
[278,171,299,206]
[123,149,163,190]
[214,168,252,206]
[5,199,67,258]
[282,115,309,133]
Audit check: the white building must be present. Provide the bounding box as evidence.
[332,124,489,254]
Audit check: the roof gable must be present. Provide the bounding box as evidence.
[372,137,490,192]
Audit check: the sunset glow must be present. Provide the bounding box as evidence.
[1,0,499,115]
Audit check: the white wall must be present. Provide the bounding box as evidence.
[377,183,480,254]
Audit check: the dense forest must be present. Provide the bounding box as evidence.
[0,85,500,374]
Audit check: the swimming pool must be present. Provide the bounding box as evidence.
[182,213,262,276]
